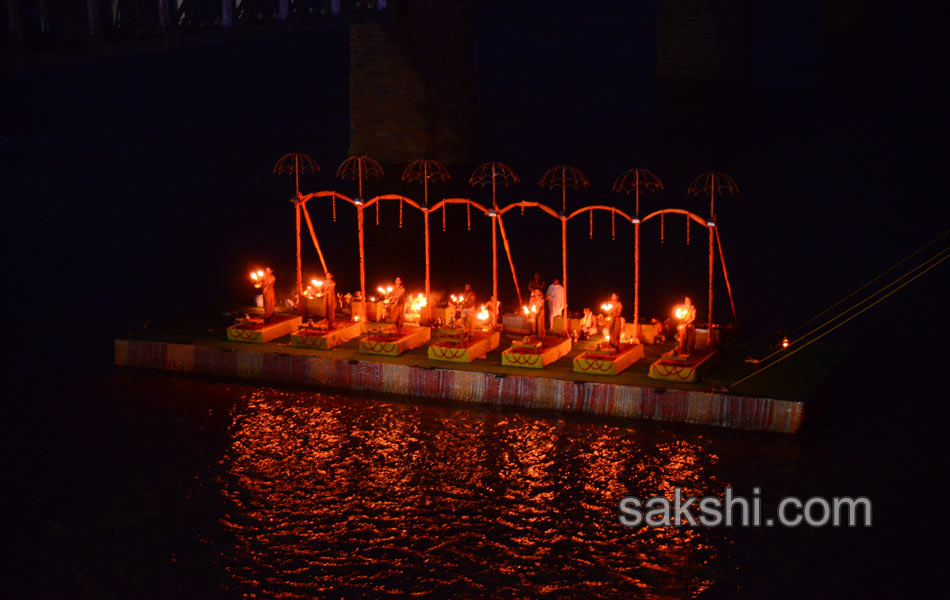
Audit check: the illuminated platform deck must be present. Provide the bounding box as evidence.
[115,310,844,434]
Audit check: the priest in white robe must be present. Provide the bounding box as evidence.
[545,277,566,331]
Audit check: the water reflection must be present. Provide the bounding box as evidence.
[214,388,737,598]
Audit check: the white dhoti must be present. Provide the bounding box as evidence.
[546,284,566,329]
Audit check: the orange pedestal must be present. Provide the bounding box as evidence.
[226,314,302,344]
[290,319,362,350]
[648,350,719,383]
[428,331,501,363]
[358,326,431,356]
[573,343,644,376]
[500,336,572,369]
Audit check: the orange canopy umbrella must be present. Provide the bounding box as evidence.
[402,159,451,322]
[470,162,520,328]
[688,171,739,328]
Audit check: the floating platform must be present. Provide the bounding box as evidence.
[114,309,846,434]
[358,326,431,356]
[500,336,572,369]
[428,331,501,363]
[648,350,720,383]
[226,313,302,344]
[573,343,645,376]
[290,319,362,350]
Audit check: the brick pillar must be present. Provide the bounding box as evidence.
[655,0,750,82]
[348,0,477,166]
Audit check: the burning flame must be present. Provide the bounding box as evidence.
[477,305,489,321]
[675,306,687,320]
[782,337,790,348]
[312,279,323,287]
[522,304,537,315]
[601,303,613,312]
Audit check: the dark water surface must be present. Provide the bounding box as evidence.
[10,317,946,599]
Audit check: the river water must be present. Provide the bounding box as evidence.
[10,315,945,599]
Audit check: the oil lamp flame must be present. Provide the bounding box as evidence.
[782,337,790,348]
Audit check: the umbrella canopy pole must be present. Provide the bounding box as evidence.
[491,167,498,329]
[634,221,640,343]
[424,208,431,323]
[561,217,568,334]
[295,202,303,311]
[492,213,498,329]
[358,205,366,320]
[708,223,714,328]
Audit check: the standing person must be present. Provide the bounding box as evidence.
[460,283,476,339]
[260,267,277,321]
[324,272,337,328]
[390,276,407,334]
[677,296,697,356]
[528,272,545,295]
[606,292,623,349]
[530,288,546,340]
[545,277,565,331]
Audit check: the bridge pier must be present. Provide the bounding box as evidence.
[348,0,477,166]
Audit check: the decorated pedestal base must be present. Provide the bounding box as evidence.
[500,336,572,369]
[226,313,302,344]
[428,331,501,363]
[573,343,644,376]
[648,350,719,383]
[358,326,431,356]
[290,319,362,350]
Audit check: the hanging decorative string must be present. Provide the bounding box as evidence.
[521,204,524,215]
[375,201,380,225]
[589,210,593,239]
[661,213,665,244]
[442,203,447,231]
[467,202,471,230]
[611,210,616,240]
[686,215,690,245]
[332,196,336,222]
[399,198,403,228]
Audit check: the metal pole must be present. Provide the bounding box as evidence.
[358,206,366,320]
[424,209,431,323]
[561,217,568,335]
[634,220,640,343]
[491,164,498,329]
[708,221,714,329]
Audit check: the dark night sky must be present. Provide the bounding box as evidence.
[2,0,947,358]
